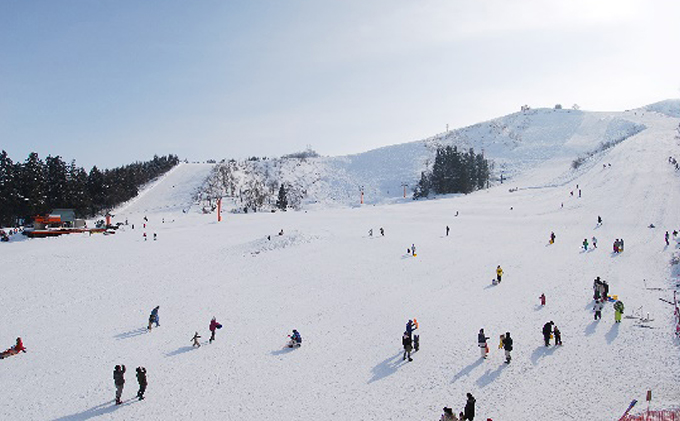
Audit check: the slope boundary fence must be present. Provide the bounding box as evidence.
[620,409,680,421]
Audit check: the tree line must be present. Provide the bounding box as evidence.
[414,146,490,198]
[0,151,180,225]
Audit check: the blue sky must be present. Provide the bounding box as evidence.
[2,0,679,169]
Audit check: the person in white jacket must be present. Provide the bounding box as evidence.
[593,299,604,320]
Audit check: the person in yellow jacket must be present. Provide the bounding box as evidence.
[496,265,504,283]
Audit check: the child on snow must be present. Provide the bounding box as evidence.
[440,407,459,421]
[191,332,201,347]
[553,326,562,345]
[413,334,420,352]
[593,299,604,320]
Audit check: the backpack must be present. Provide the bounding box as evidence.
[614,301,624,313]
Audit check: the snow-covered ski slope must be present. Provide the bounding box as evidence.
[1,102,680,421]
[202,103,673,211]
[116,163,214,217]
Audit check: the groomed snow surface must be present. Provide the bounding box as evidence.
[2,115,680,421]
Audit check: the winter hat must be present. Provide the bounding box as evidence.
[443,407,453,415]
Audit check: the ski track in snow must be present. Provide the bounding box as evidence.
[1,105,679,421]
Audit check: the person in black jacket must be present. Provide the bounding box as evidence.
[463,392,476,420]
[502,332,513,364]
[542,321,554,347]
[402,332,413,362]
[113,364,126,404]
[478,328,490,359]
[136,367,147,400]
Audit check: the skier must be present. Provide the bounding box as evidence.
[464,393,476,421]
[553,325,562,345]
[413,334,420,352]
[209,317,222,343]
[592,236,598,249]
[287,329,302,348]
[614,300,625,323]
[582,238,589,251]
[502,332,513,364]
[446,226,450,236]
[478,328,490,359]
[496,265,503,283]
[593,299,604,320]
[440,407,459,421]
[549,232,555,244]
[113,364,126,405]
[665,231,670,246]
[542,321,554,347]
[191,332,201,347]
[539,293,546,306]
[402,332,413,361]
[136,367,147,400]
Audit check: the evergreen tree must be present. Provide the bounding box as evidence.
[276,184,288,210]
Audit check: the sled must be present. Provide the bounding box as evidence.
[0,348,24,359]
[286,341,302,349]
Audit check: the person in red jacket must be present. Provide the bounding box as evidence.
[14,337,26,353]
[209,317,222,343]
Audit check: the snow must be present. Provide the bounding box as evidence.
[1,106,680,421]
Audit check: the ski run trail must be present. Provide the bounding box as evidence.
[2,107,680,421]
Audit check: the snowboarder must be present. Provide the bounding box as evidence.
[287,329,302,348]
[553,326,562,345]
[478,328,490,358]
[440,407,458,421]
[464,393,476,421]
[113,364,126,405]
[665,231,670,246]
[539,293,546,306]
[191,332,201,347]
[402,332,413,361]
[496,265,503,283]
[593,299,604,320]
[502,332,513,364]
[542,321,554,347]
[209,317,222,343]
[614,300,625,323]
[549,232,555,244]
[413,334,420,352]
[136,367,147,400]
[446,226,450,236]
[592,236,597,249]
[582,238,589,250]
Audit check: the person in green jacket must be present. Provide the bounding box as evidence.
[614,300,624,323]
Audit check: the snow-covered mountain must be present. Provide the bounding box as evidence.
[1,99,680,421]
[195,101,678,212]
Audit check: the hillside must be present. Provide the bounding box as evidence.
[1,102,679,420]
[195,105,676,212]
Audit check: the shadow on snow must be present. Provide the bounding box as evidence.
[368,351,408,384]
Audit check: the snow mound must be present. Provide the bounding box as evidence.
[642,99,680,118]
